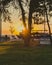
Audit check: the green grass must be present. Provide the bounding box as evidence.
[0,42,52,65]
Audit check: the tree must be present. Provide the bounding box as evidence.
[28,0,52,45]
[43,0,52,44]
[0,0,12,41]
[16,0,29,46]
[18,0,26,28]
[12,0,52,46]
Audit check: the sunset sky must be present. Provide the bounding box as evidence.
[2,17,52,35]
[2,1,52,35]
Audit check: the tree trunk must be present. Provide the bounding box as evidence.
[24,0,32,46]
[26,10,32,46]
[18,0,29,46]
[44,0,52,44]
[21,9,32,47]
[45,10,52,44]
[18,0,26,27]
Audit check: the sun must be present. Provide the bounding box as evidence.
[17,25,25,33]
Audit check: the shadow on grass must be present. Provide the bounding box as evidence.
[0,41,52,65]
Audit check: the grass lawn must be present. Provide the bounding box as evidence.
[0,41,52,65]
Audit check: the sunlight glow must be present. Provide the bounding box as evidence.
[17,25,25,33]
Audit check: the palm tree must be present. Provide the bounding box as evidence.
[0,0,12,42]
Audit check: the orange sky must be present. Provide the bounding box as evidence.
[2,21,52,35]
[2,4,52,35]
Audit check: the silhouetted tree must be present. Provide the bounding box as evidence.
[11,0,52,46]
[29,0,52,45]
[44,0,52,44]
[0,0,12,41]
[17,0,29,46]
[18,0,26,27]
